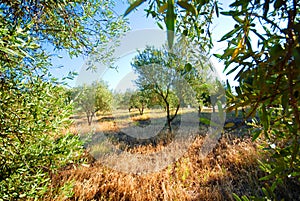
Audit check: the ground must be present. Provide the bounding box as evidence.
[49,108,298,200]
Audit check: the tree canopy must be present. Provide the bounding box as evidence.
[132,46,182,131]
[0,0,128,199]
[73,81,113,126]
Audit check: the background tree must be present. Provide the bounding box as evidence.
[129,90,150,115]
[73,81,113,126]
[0,0,128,199]
[113,90,135,110]
[182,52,223,113]
[132,46,182,131]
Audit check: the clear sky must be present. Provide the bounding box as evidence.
[49,0,239,90]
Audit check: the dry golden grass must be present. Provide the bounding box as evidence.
[51,131,264,200]
[49,109,268,200]
[48,108,300,200]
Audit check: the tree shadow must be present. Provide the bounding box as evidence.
[78,109,254,154]
[103,114,182,150]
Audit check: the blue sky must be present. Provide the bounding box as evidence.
[50,0,239,90]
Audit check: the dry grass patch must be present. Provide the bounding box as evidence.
[54,109,266,200]
[50,134,264,201]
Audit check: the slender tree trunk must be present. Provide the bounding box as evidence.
[212,105,216,113]
[165,102,172,132]
[166,103,180,132]
[139,106,144,115]
[170,104,180,121]
[198,105,201,117]
[87,117,91,126]
[87,112,95,126]
[167,118,172,132]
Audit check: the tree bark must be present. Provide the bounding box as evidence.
[87,112,95,126]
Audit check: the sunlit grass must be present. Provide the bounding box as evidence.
[50,134,264,200]
[51,108,266,200]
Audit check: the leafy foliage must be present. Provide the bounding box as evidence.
[1,0,128,58]
[125,0,218,50]
[218,1,300,199]
[0,0,128,199]
[131,46,183,131]
[72,81,113,125]
[129,90,150,115]
[0,75,84,199]
[113,90,134,110]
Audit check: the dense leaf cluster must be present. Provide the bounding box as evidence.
[71,81,113,126]
[0,0,128,199]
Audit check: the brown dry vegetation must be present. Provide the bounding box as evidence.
[49,110,266,201]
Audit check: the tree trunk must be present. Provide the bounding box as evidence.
[198,105,201,117]
[170,104,180,122]
[166,103,180,132]
[212,105,216,113]
[167,118,172,132]
[87,112,95,126]
[139,106,144,115]
[166,102,172,132]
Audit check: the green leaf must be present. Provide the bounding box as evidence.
[261,104,270,135]
[0,47,25,58]
[185,63,192,72]
[241,195,250,201]
[290,172,300,177]
[235,86,242,96]
[222,48,235,58]
[124,0,145,16]
[224,122,235,128]
[200,117,211,125]
[232,193,242,201]
[219,26,240,41]
[200,117,219,127]
[229,0,244,7]
[166,0,175,48]
[213,53,222,59]
[214,1,219,17]
[251,129,261,141]
[220,10,239,16]
[226,80,232,93]
[177,1,198,16]
[226,66,239,76]
[233,16,244,23]
[260,166,283,181]
[198,0,209,7]
[157,22,164,29]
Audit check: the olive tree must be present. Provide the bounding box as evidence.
[131,46,183,131]
[73,81,113,126]
[129,90,150,115]
[0,0,128,199]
